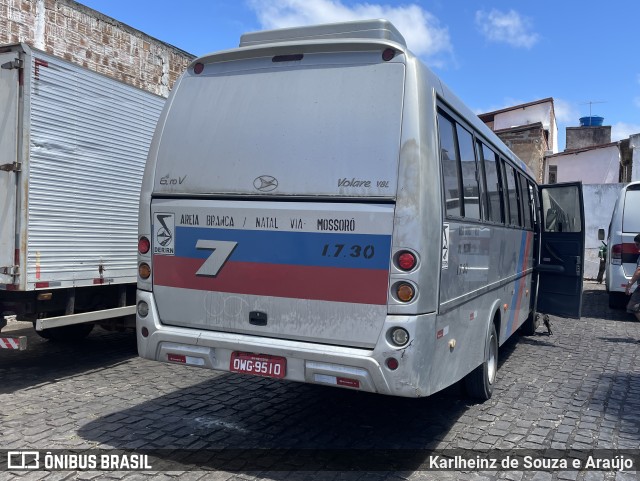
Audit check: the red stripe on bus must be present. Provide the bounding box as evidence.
[153,256,389,305]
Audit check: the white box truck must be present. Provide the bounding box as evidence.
[0,43,165,348]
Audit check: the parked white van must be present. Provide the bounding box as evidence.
[603,181,640,308]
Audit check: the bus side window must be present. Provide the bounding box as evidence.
[481,143,503,224]
[503,162,520,226]
[518,174,533,229]
[456,125,481,220]
[475,140,489,221]
[499,158,511,225]
[438,112,461,217]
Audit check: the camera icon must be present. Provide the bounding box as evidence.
[7,451,40,470]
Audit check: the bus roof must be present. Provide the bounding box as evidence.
[239,19,407,48]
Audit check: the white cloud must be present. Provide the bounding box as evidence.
[247,0,452,63]
[475,9,539,49]
[612,122,640,141]
[553,98,579,124]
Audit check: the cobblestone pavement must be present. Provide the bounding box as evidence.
[1,282,639,481]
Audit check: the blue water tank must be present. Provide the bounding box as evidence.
[579,116,604,126]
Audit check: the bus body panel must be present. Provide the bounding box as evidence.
[150,199,394,348]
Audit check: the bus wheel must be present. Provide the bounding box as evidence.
[465,322,498,401]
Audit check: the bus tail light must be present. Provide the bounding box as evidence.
[137,301,149,317]
[395,283,415,302]
[389,327,409,346]
[611,244,622,265]
[139,263,151,279]
[138,236,150,254]
[396,251,417,271]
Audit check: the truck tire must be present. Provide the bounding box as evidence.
[465,322,498,401]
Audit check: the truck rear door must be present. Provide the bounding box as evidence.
[0,50,20,285]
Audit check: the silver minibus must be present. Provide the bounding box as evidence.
[136,20,584,399]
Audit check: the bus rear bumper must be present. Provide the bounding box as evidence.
[136,290,435,398]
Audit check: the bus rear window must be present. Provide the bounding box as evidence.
[623,190,640,232]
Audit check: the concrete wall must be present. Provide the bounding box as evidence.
[566,126,612,150]
[582,183,624,279]
[0,0,195,97]
[495,124,546,182]
[631,134,640,182]
[546,145,620,184]
[493,101,558,153]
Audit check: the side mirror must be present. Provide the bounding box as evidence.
[597,228,605,241]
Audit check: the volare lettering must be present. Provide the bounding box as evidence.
[338,178,371,188]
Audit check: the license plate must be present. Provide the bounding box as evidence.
[230,352,286,379]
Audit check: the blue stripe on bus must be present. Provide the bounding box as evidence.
[506,232,529,335]
[173,226,392,270]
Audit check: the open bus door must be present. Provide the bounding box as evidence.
[535,182,585,319]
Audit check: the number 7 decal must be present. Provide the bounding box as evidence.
[195,240,238,277]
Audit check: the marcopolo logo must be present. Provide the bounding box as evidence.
[154,213,175,255]
[253,175,278,192]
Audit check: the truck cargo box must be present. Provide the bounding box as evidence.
[0,43,165,343]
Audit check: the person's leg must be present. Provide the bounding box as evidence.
[626,288,640,321]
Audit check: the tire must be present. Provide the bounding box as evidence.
[608,292,628,310]
[520,312,540,336]
[465,322,498,401]
[34,323,95,342]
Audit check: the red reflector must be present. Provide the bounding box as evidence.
[138,236,150,254]
[386,358,399,370]
[397,251,417,271]
[337,377,360,388]
[611,244,622,257]
[93,278,104,285]
[382,48,395,61]
[193,62,204,74]
[141,327,149,338]
[35,282,49,288]
[168,354,186,363]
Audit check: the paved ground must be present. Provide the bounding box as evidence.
[0,282,639,480]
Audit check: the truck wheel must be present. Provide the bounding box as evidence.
[608,292,628,310]
[34,323,95,342]
[465,322,498,401]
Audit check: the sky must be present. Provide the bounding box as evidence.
[77,0,640,151]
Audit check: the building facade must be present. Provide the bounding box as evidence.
[479,98,558,183]
[0,0,195,97]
